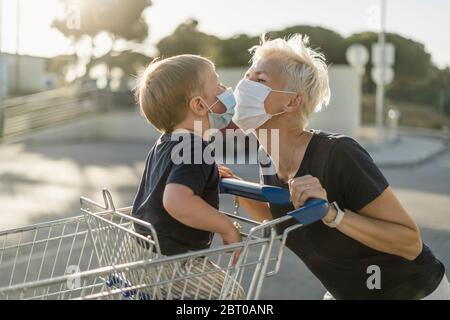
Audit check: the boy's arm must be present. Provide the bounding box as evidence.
[163,183,241,245]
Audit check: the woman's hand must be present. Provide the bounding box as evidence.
[218,165,241,180]
[288,175,336,223]
[288,175,328,208]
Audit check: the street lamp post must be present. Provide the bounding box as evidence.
[15,0,21,95]
[371,0,395,143]
[0,0,4,139]
[0,0,2,52]
[375,0,386,132]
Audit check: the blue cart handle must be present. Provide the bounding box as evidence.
[287,198,329,225]
[220,178,329,225]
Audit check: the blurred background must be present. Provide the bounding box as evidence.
[0,0,449,299]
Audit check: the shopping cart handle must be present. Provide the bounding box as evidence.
[287,198,329,225]
[220,178,329,224]
[219,178,291,204]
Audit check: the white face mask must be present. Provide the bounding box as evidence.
[232,79,297,134]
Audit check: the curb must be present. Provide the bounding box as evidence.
[376,144,449,169]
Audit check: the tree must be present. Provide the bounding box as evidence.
[215,34,259,67]
[52,0,151,75]
[214,34,259,67]
[345,32,450,117]
[156,19,220,59]
[157,22,258,67]
[157,23,347,68]
[87,50,151,76]
[46,54,78,85]
[212,25,347,67]
[346,32,434,90]
[267,25,348,65]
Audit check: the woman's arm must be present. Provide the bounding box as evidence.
[290,176,422,261]
[335,187,422,261]
[218,165,273,222]
[237,197,273,222]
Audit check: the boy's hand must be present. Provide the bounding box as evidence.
[221,223,242,244]
[220,222,242,265]
[218,165,241,180]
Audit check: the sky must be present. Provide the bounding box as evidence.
[0,0,449,68]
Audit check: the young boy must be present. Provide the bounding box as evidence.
[132,54,243,299]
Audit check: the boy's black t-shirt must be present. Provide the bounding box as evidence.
[131,132,219,256]
[260,130,445,299]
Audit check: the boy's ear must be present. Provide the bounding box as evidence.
[189,96,207,116]
[286,93,304,112]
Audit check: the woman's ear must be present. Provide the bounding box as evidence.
[189,96,207,117]
[286,94,304,112]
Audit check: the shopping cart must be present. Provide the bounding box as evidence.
[0,178,329,300]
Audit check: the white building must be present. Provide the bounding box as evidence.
[0,53,59,97]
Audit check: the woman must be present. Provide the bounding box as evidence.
[220,34,449,299]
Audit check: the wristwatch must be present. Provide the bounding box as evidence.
[323,202,345,228]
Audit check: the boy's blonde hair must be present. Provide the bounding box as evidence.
[135,54,214,132]
[250,34,331,126]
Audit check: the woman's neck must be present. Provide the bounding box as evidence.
[256,125,306,154]
[256,125,311,182]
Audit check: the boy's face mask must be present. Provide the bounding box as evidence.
[204,88,236,130]
[232,79,297,134]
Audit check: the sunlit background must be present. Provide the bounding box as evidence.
[0,0,449,233]
[1,0,450,67]
[0,0,449,299]
[0,0,449,240]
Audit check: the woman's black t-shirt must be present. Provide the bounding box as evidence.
[260,130,445,299]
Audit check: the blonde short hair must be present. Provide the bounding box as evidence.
[135,54,214,132]
[250,34,331,125]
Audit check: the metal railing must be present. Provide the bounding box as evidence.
[0,86,113,142]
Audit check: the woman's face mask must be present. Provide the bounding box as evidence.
[204,87,236,130]
[232,79,297,134]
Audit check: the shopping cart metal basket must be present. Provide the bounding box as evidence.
[0,178,328,300]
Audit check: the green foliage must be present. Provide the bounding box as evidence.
[153,20,450,117]
[157,20,260,67]
[346,32,434,88]
[53,0,151,42]
[214,34,260,67]
[156,22,348,68]
[267,25,347,65]
[345,32,450,114]
[156,19,220,59]
[52,0,152,78]
[87,50,151,76]
[52,7,449,117]
[46,54,77,75]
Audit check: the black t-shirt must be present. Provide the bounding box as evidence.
[131,132,219,256]
[260,130,445,299]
